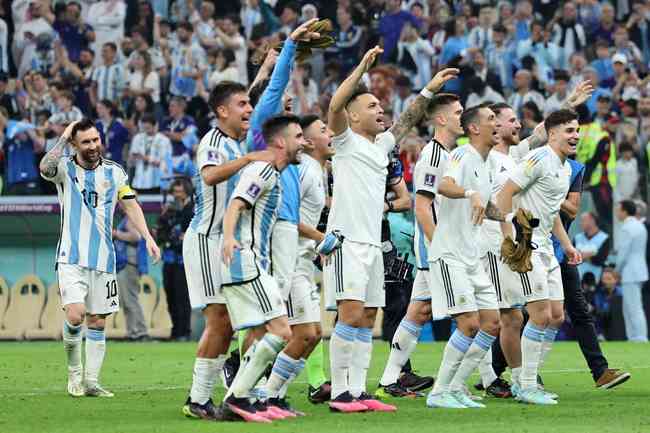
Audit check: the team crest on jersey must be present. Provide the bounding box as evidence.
[246,183,262,199]
[207,150,218,162]
[458,295,468,305]
[424,174,435,186]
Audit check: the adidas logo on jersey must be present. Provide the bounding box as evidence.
[110,300,117,307]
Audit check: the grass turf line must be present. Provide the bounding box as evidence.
[0,341,648,433]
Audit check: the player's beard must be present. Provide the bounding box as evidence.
[79,148,101,165]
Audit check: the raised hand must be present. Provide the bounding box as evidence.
[426,68,460,93]
[566,80,595,109]
[290,18,320,42]
[470,192,486,225]
[360,46,384,73]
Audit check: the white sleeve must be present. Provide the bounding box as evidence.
[331,127,354,152]
[129,135,142,156]
[509,138,530,162]
[414,147,441,195]
[376,130,397,154]
[443,149,466,185]
[509,153,544,190]
[232,163,273,207]
[195,140,226,171]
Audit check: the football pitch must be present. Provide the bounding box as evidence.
[1,341,648,433]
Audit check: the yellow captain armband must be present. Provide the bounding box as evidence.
[118,185,136,200]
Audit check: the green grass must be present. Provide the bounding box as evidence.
[0,341,648,433]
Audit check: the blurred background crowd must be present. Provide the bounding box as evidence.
[0,0,649,341]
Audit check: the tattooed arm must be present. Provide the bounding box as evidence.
[389,68,459,144]
[485,201,507,222]
[39,121,79,179]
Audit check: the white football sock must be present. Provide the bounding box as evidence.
[190,355,226,405]
[450,330,496,392]
[478,347,498,388]
[432,329,473,394]
[278,358,305,399]
[349,327,373,398]
[63,320,82,371]
[329,322,358,400]
[511,367,522,385]
[228,333,285,399]
[265,351,299,398]
[84,328,106,386]
[520,323,545,390]
[379,319,422,386]
[538,326,559,370]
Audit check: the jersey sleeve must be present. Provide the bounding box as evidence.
[40,157,67,183]
[508,151,545,191]
[195,140,226,171]
[129,135,143,156]
[331,127,354,152]
[443,148,467,185]
[414,147,440,196]
[232,163,274,207]
[509,137,531,162]
[116,165,136,200]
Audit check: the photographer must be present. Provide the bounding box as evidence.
[157,178,193,341]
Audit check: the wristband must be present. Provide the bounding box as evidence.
[464,189,476,198]
[420,88,434,99]
[505,212,515,223]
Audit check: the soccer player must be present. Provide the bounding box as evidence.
[377,93,464,397]
[39,119,161,398]
[497,109,582,405]
[426,104,505,409]
[323,45,457,412]
[261,114,334,413]
[220,114,304,422]
[181,81,273,420]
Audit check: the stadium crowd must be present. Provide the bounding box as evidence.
[0,0,649,340]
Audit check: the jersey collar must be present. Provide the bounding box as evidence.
[73,155,103,171]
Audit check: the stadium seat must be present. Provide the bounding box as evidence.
[25,282,64,340]
[0,275,46,340]
[138,275,157,331]
[0,276,9,326]
[149,284,172,339]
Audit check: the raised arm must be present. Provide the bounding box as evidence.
[201,151,273,186]
[389,68,459,143]
[39,120,76,179]
[561,80,595,110]
[328,46,383,136]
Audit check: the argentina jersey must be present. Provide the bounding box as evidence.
[190,128,246,238]
[221,162,282,285]
[42,156,135,274]
[413,140,449,270]
[277,164,300,224]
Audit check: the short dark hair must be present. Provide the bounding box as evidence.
[299,114,321,132]
[219,48,236,66]
[426,93,460,117]
[71,118,96,141]
[492,23,507,34]
[98,99,116,115]
[171,177,192,195]
[489,102,512,117]
[177,21,193,32]
[59,90,75,102]
[544,109,578,132]
[345,84,371,109]
[262,114,301,146]
[554,69,570,82]
[620,199,637,217]
[209,81,247,115]
[619,142,634,154]
[141,112,157,125]
[460,103,491,135]
[103,42,117,52]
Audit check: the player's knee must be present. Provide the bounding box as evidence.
[86,314,106,330]
[459,319,480,337]
[550,312,564,329]
[482,319,500,336]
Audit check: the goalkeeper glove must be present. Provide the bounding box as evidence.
[316,230,344,256]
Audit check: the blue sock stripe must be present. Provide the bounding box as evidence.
[544,327,559,342]
[272,364,293,380]
[64,321,81,335]
[449,330,472,353]
[473,330,496,351]
[357,327,373,343]
[333,323,358,342]
[295,359,306,373]
[275,357,298,373]
[522,323,545,342]
[86,328,105,342]
[400,319,423,337]
[263,334,286,352]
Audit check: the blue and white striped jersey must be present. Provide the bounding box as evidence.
[221,162,282,285]
[42,156,135,274]
[189,128,246,238]
[92,62,127,103]
[412,139,449,270]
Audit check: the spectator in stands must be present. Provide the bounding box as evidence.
[189,1,217,50]
[613,24,643,68]
[582,66,612,115]
[113,210,150,342]
[13,0,53,78]
[616,143,640,200]
[545,70,571,116]
[1,120,45,195]
[391,23,434,90]
[166,21,205,99]
[0,73,18,119]
[129,25,166,76]
[468,6,496,51]
[551,1,587,69]
[507,69,544,117]
[95,99,129,166]
[591,2,616,45]
[593,267,625,341]
[91,42,127,106]
[485,24,515,91]
[329,7,363,76]
[127,50,161,116]
[129,113,171,195]
[369,65,396,109]
[0,5,8,75]
[52,1,94,64]
[625,2,650,67]
[466,76,505,107]
[575,212,611,282]
[392,75,417,120]
[591,40,616,89]
[87,0,126,66]
[160,96,194,163]
[288,62,318,115]
[47,90,83,136]
[517,20,561,85]
[157,178,194,341]
[208,48,238,88]
[439,17,468,67]
[379,0,421,62]
[513,0,534,42]
[125,94,154,137]
[239,0,264,40]
[615,199,649,342]
[215,15,248,85]
[278,2,300,36]
[20,71,54,124]
[577,0,602,31]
